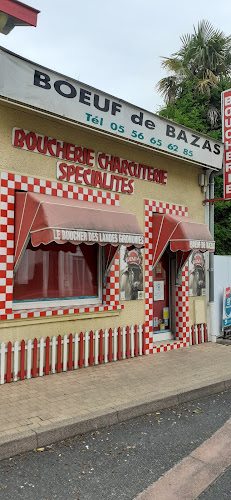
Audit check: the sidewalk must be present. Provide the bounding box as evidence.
[0,342,231,461]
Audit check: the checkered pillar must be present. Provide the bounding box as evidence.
[0,176,14,317]
[103,253,120,306]
[0,171,120,320]
[175,265,190,341]
[144,200,189,354]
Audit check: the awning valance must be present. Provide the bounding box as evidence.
[14,192,144,270]
[152,213,215,267]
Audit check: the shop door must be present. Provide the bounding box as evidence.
[153,252,170,333]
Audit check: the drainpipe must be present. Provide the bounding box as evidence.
[208,171,218,341]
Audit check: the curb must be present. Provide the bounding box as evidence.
[134,414,231,499]
[0,378,230,461]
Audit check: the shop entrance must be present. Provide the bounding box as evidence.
[153,249,175,335]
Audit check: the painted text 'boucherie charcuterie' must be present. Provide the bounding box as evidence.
[12,128,168,195]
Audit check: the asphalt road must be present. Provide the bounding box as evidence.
[1,390,231,500]
[198,463,231,499]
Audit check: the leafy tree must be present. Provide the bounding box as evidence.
[214,176,231,254]
[156,20,231,254]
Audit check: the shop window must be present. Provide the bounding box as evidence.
[153,251,171,333]
[13,241,101,309]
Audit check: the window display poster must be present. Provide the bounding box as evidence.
[154,280,164,301]
[120,246,143,300]
[189,250,206,297]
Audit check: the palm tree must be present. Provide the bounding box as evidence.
[157,20,231,126]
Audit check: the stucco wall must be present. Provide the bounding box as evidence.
[0,101,207,342]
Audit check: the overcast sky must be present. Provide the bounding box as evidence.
[1,0,231,113]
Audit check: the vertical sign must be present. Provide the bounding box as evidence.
[222,89,231,199]
[223,286,231,329]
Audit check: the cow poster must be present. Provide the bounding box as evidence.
[120,247,144,300]
[189,250,206,297]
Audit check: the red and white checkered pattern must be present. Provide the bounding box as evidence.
[175,265,190,341]
[103,254,120,306]
[144,200,190,354]
[153,340,189,353]
[0,171,121,320]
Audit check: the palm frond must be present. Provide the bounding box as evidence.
[156,19,231,102]
[195,72,218,95]
[204,69,218,85]
[156,76,178,104]
[207,106,220,128]
[161,57,183,73]
[180,33,193,48]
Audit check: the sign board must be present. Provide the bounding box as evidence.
[0,46,223,170]
[222,286,231,329]
[222,89,231,199]
[52,228,144,246]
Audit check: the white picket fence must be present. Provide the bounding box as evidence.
[0,324,145,384]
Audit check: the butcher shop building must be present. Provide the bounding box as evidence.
[0,47,223,382]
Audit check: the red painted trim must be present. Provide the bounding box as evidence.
[117,327,121,360]
[68,333,72,370]
[203,197,230,205]
[134,325,138,356]
[6,341,11,383]
[203,323,207,342]
[108,328,112,362]
[32,338,37,377]
[142,324,146,354]
[89,330,94,366]
[0,0,40,27]
[45,337,49,375]
[198,324,201,344]
[126,326,130,358]
[79,332,83,368]
[57,335,61,372]
[191,326,195,345]
[99,329,103,364]
[20,339,25,380]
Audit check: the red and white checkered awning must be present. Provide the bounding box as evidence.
[152,213,215,267]
[14,191,144,270]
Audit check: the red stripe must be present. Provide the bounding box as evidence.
[142,324,146,354]
[79,333,83,368]
[117,327,121,360]
[32,338,37,378]
[126,326,130,358]
[89,330,94,366]
[198,324,201,344]
[203,323,207,342]
[99,329,103,364]
[134,325,138,356]
[108,328,113,362]
[6,341,11,383]
[68,333,73,370]
[45,337,50,375]
[57,335,61,372]
[20,340,25,380]
[191,326,195,345]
